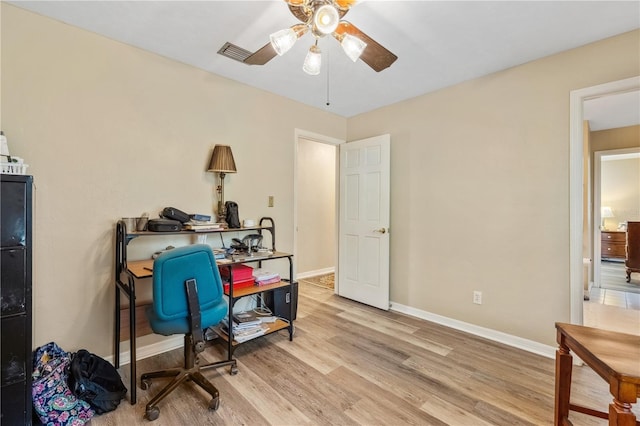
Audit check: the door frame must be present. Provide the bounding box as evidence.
[293,128,344,290]
[569,76,640,325]
[593,147,640,288]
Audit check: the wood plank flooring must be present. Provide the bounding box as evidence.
[93,282,639,425]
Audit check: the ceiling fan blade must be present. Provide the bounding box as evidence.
[243,42,277,66]
[335,21,397,72]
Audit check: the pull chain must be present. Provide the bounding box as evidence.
[325,51,330,106]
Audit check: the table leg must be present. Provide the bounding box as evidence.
[555,345,573,426]
[609,398,637,426]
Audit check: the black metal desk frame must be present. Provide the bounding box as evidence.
[114,217,293,404]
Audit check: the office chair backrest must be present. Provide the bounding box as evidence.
[152,244,224,321]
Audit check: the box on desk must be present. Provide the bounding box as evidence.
[223,278,255,293]
[219,264,253,282]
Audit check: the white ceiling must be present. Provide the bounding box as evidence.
[8,1,640,121]
[583,90,640,131]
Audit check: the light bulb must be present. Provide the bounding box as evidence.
[341,34,367,62]
[313,4,339,35]
[270,28,297,56]
[303,45,322,75]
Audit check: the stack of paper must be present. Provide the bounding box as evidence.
[253,268,281,286]
[220,316,267,343]
[182,221,222,231]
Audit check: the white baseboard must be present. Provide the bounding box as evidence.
[104,335,184,366]
[390,302,556,359]
[297,267,335,280]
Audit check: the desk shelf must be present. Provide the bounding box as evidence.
[114,217,294,405]
[212,319,290,347]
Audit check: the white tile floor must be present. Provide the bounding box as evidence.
[587,287,640,310]
[584,288,640,336]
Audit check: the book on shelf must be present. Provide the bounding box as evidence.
[183,221,222,231]
[219,319,268,343]
[189,213,212,222]
[253,268,281,286]
[253,268,280,282]
[220,264,253,281]
[233,311,260,324]
[222,277,254,292]
[255,276,281,286]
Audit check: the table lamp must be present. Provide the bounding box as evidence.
[601,206,614,230]
[207,145,236,225]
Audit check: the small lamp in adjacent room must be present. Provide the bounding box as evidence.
[601,206,614,230]
[207,145,237,225]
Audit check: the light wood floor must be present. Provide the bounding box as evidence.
[94,282,639,425]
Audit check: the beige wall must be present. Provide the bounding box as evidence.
[296,138,336,275]
[1,4,346,356]
[347,30,640,346]
[591,124,640,152]
[2,2,639,356]
[601,157,640,228]
[590,125,640,232]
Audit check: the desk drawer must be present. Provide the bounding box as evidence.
[601,231,626,243]
[602,242,626,259]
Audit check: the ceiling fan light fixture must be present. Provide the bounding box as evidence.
[341,33,367,62]
[303,45,322,75]
[270,28,297,56]
[313,4,339,35]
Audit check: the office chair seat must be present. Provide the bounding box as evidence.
[146,298,227,336]
[140,244,237,421]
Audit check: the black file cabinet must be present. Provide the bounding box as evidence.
[1,174,33,425]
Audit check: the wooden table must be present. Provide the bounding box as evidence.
[555,322,640,425]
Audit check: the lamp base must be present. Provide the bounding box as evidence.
[217,207,228,228]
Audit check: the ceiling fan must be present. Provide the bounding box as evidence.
[219,0,397,75]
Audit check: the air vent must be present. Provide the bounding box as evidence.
[217,42,252,63]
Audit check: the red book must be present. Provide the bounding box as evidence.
[223,277,255,292]
[219,264,253,281]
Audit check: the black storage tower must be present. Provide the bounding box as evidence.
[1,174,33,425]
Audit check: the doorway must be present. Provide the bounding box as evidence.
[293,129,343,290]
[570,76,640,327]
[593,147,640,293]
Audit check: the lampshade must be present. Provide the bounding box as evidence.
[270,24,307,56]
[601,206,614,218]
[313,4,339,35]
[208,145,237,173]
[340,33,367,62]
[303,45,322,75]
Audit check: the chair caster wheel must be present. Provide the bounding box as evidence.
[145,406,160,421]
[141,378,152,390]
[209,396,220,411]
[230,365,238,375]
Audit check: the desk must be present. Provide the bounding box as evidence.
[115,218,294,404]
[554,322,640,425]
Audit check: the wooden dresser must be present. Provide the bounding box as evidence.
[601,230,626,260]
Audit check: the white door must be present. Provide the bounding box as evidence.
[338,134,390,310]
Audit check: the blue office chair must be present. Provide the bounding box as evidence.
[140,244,237,421]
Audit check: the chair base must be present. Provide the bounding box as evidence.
[140,335,237,421]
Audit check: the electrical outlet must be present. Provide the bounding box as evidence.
[268,196,274,207]
[473,291,482,305]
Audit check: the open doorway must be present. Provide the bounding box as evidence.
[573,81,640,335]
[293,129,343,292]
[593,147,640,292]
[569,77,640,332]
